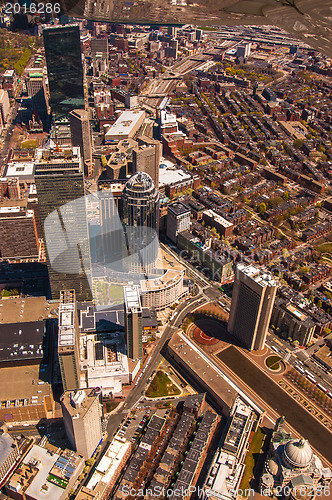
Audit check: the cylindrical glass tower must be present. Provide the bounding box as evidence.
[121,172,159,276]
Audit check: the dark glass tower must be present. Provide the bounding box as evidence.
[121,172,159,276]
[35,146,92,301]
[43,25,85,120]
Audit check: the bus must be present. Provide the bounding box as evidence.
[271,346,279,353]
[295,366,305,374]
[317,383,327,393]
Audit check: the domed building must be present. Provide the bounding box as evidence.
[260,417,331,499]
[120,172,159,275]
[283,439,314,471]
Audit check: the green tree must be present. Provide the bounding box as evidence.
[317,300,323,309]
[283,191,289,200]
[293,139,304,149]
[101,155,107,168]
[258,202,267,214]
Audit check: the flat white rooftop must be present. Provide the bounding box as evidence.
[105,110,144,140]
[159,160,191,188]
[58,303,75,347]
[23,446,62,500]
[123,285,141,311]
[237,263,277,288]
[5,162,35,178]
[204,209,233,229]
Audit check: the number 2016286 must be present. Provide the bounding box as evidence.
[5,3,61,14]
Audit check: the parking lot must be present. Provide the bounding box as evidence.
[115,409,151,443]
[115,406,172,444]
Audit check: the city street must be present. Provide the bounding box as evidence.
[106,291,209,440]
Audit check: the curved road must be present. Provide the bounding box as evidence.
[106,291,209,438]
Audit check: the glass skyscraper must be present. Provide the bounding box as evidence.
[121,172,159,276]
[43,25,85,119]
[34,146,92,301]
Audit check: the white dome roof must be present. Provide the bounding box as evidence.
[125,172,154,191]
[284,439,313,469]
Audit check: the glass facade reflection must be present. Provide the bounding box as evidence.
[121,172,160,276]
[35,147,92,301]
[43,25,85,119]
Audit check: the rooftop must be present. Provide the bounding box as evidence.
[0,296,58,324]
[159,160,192,188]
[168,201,191,216]
[85,436,130,495]
[61,388,100,419]
[58,290,77,350]
[0,433,16,469]
[204,209,234,229]
[140,269,184,293]
[23,446,63,500]
[123,285,142,312]
[0,363,52,411]
[4,162,35,179]
[35,147,82,170]
[105,110,145,140]
[237,263,277,288]
[0,320,46,363]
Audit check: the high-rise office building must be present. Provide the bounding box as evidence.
[58,290,81,391]
[167,26,177,37]
[90,37,109,60]
[0,89,10,126]
[61,388,103,459]
[228,264,277,350]
[25,67,48,116]
[34,146,92,301]
[121,172,159,275]
[167,201,191,243]
[98,181,126,272]
[132,135,162,187]
[43,25,85,119]
[237,43,251,59]
[69,109,93,177]
[124,285,143,360]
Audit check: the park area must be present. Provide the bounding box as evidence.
[239,428,265,495]
[146,371,181,398]
[317,242,332,262]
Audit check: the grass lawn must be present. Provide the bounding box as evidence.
[239,428,265,496]
[197,26,219,31]
[317,242,332,256]
[266,355,281,370]
[47,474,68,489]
[21,139,37,148]
[146,371,181,398]
[105,401,120,413]
[108,284,123,301]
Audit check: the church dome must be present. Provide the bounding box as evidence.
[283,439,313,469]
